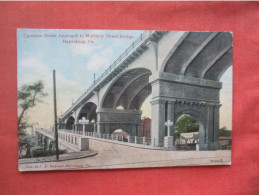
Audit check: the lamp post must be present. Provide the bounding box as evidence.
[79,117,89,136]
[164,120,174,149]
[165,120,173,137]
[53,70,59,160]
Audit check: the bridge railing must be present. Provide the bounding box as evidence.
[58,131,81,148]
[35,129,89,151]
[62,31,149,118]
[58,129,167,149]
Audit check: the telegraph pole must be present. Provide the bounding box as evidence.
[53,70,59,160]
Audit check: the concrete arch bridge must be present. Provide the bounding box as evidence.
[59,31,232,150]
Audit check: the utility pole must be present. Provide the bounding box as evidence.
[53,70,59,160]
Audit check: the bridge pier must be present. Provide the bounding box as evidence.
[151,99,166,147]
[150,73,222,150]
[104,124,110,134]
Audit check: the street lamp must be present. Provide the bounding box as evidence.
[79,117,89,136]
[164,120,174,149]
[165,120,173,137]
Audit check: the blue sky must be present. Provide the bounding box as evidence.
[18,29,143,91]
[17,29,232,130]
[18,29,143,128]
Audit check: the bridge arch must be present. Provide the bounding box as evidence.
[101,68,152,109]
[160,32,190,73]
[112,129,128,141]
[160,32,232,81]
[77,102,97,122]
[66,116,75,130]
[174,110,206,146]
[175,109,206,127]
[109,126,131,136]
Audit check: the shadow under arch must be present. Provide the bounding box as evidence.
[77,102,97,122]
[66,116,75,130]
[101,67,152,109]
[112,129,129,141]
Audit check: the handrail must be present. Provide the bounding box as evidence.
[62,31,150,118]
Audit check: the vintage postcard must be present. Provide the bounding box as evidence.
[17,29,232,171]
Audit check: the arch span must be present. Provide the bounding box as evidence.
[161,31,233,81]
[77,102,97,122]
[174,109,206,127]
[101,68,152,109]
[66,116,75,130]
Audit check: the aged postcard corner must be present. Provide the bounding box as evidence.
[17,29,232,171]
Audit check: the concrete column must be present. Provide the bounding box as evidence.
[199,104,220,150]
[136,124,140,137]
[97,123,105,134]
[213,105,221,144]
[131,125,137,136]
[209,105,220,150]
[105,124,110,134]
[97,123,100,134]
[167,101,176,137]
[151,99,166,146]
[94,123,97,133]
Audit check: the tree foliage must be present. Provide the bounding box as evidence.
[219,126,232,137]
[174,114,199,134]
[18,80,47,134]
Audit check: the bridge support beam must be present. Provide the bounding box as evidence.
[97,108,142,136]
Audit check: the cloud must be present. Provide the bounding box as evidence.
[18,57,85,127]
[86,47,114,72]
[20,57,50,77]
[71,44,99,56]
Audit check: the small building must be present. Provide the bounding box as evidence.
[219,136,232,150]
[140,117,151,138]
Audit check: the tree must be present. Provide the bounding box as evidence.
[219,126,232,137]
[18,80,47,134]
[174,114,199,141]
[174,114,199,134]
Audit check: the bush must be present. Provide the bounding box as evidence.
[32,149,67,157]
[219,129,232,137]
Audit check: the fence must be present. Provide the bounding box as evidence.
[59,129,165,149]
[58,131,82,148]
[36,129,203,151]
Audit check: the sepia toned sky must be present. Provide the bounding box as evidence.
[18,29,232,130]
